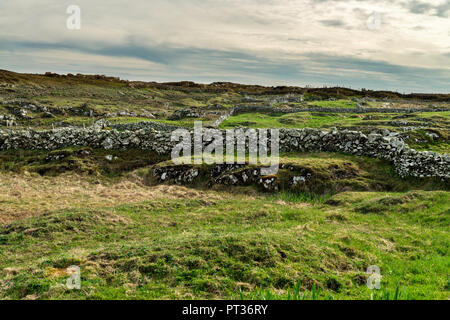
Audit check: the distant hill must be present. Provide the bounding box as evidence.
[0,69,449,102]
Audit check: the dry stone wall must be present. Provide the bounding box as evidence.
[231,105,450,115]
[109,121,180,132]
[0,125,448,180]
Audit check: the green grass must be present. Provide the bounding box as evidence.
[144,151,448,193]
[107,117,156,125]
[219,112,449,153]
[150,118,210,128]
[239,283,414,300]
[405,129,450,154]
[239,281,413,300]
[238,281,335,300]
[309,100,357,109]
[0,189,448,300]
[414,111,450,121]
[220,112,382,129]
[1,70,449,300]
[0,72,245,118]
[220,111,449,130]
[0,148,169,177]
[270,191,331,204]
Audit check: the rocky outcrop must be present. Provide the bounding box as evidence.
[153,164,281,191]
[168,108,200,120]
[0,114,15,126]
[0,100,157,120]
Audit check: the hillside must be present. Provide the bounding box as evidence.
[0,70,448,300]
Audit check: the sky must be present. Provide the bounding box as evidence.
[0,0,449,93]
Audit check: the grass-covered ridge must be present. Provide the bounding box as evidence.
[143,152,448,193]
[0,183,448,299]
[0,148,448,300]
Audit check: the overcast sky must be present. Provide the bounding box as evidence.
[0,0,449,92]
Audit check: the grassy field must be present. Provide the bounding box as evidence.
[0,172,448,300]
[220,112,365,129]
[309,99,357,109]
[0,149,448,300]
[220,111,450,130]
[0,70,448,300]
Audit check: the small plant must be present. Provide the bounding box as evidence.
[369,286,411,300]
[238,280,334,300]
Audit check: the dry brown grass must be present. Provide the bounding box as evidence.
[0,172,226,224]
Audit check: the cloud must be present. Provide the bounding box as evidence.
[406,0,450,18]
[0,0,448,92]
[319,19,348,27]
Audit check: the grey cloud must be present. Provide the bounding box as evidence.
[0,0,448,93]
[1,37,449,92]
[319,19,347,27]
[0,38,259,66]
[406,0,450,18]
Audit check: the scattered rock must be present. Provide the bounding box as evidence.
[169,108,200,120]
[42,112,55,118]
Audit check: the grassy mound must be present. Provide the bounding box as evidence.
[0,148,169,177]
[141,152,448,194]
[0,189,448,299]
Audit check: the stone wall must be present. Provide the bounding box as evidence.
[231,105,450,115]
[0,126,448,180]
[278,128,448,179]
[210,109,234,128]
[110,121,180,132]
